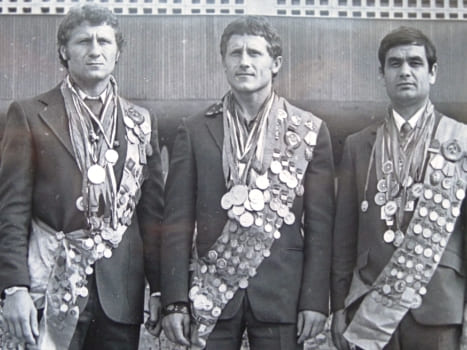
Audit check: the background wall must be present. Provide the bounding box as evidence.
[0,15,466,162]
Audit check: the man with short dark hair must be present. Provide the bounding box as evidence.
[331,26,467,350]
[0,4,164,349]
[161,16,335,350]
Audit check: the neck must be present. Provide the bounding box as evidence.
[232,87,272,123]
[392,98,427,121]
[71,76,110,97]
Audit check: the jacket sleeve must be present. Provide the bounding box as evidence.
[331,135,359,312]
[137,112,165,294]
[160,119,197,307]
[298,122,335,315]
[0,101,35,293]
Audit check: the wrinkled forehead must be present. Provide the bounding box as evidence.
[384,44,427,61]
[225,34,271,51]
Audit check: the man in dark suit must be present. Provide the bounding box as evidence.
[0,5,163,349]
[161,16,335,350]
[331,27,467,350]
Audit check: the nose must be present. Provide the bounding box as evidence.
[88,38,101,57]
[239,51,251,68]
[399,62,410,77]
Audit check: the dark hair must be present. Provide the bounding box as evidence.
[378,26,437,73]
[57,4,124,68]
[220,16,282,60]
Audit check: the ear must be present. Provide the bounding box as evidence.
[271,55,283,75]
[378,66,386,86]
[59,46,68,62]
[429,62,438,85]
[115,50,121,64]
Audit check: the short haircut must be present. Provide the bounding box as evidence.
[57,4,124,67]
[378,26,437,73]
[220,16,282,60]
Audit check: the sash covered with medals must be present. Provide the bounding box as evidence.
[344,105,467,350]
[189,92,322,348]
[0,76,153,350]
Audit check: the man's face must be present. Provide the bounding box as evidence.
[222,34,282,96]
[60,21,120,89]
[381,44,437,109]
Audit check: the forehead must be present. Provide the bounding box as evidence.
[68,21,116,40]
[385,44,427,62]
[226,34,270,51]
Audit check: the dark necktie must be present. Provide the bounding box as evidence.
[84,98,103,117]
[400,122,412,148]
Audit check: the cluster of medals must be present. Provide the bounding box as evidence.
[189,104,321,347]
[43,103,152,343]
[370,133,466,310]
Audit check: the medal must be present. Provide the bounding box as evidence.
[123,116,135,129]
[105,149,119,165]
[411,183,423,198]
[384,200,397,216]
[382,161,394,174]
[383,229,395,243]
[430,154,445,170]
[377,179,388,193]
[239,212,254,227]
[441,139,463,161]
[361,200,369,212]
[291,114,302,126]
[284,211,295,225]
[230,185,248,205]
[277,109,287,120]
[87,164,106,185]
[304,131,317,147]
[270,160,282,174]
[374,192,386,206]
[256,174,270,190]
[76,196,85,211]
[221,192,233,210]
[285,131,301,149]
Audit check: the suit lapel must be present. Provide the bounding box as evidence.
[205,113,224,153]
[37,86,76,159]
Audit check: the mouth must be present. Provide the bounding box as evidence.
[397,82,415,88]
[235,72,254,77]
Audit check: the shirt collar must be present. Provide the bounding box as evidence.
[392,104,426,132]
[75,85,109,104]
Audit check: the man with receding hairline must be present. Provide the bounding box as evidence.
[331,26,467,350]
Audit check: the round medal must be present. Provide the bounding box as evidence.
[374,192,386,206]
[239,212,254,227]
[256,175,270,190]
[424,189,433,200]
[377,179,388,193]
[419,206,428,217]
[382,161,394,175]
[383,229,395,243]
[361,200,369,212]
[441,178,452,190]
[232,205,245,216]
[433,193,443,204]
[105,149,119,165]
[104,248,112,258]
[87,164,106,185]
[284,212,295,225]
[411,183,423,198]
[384,201,397,216]
[239,279,248,289]
[76,196,85,211]
[430,171,442,186]
[430,154,445,170]
[230,185,248,205]
[456,189,466,201]
[270,160,282,174]
[287,176,298,189]
[441,140,463,161]
[413,224,422,234]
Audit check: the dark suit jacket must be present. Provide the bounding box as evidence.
[0,86,164,324]
[161,99,335,323]
[331,112,467,325]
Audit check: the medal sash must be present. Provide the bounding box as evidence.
[189,97,321,348]
[0,95,153,349]
[344,116,467,350]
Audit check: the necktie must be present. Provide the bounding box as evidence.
[400,122,412,148]
[84,98,103,117]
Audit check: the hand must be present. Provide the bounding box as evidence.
[162,312,190,347]
[2,289,39,345]
[145,293,162,337]
[296,310,326,344]
[331,309,351,350]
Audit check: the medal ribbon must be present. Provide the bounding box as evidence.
[345,116,467,350]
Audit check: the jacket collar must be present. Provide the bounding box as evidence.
[37,85,75,158]
[204,101,224,152]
